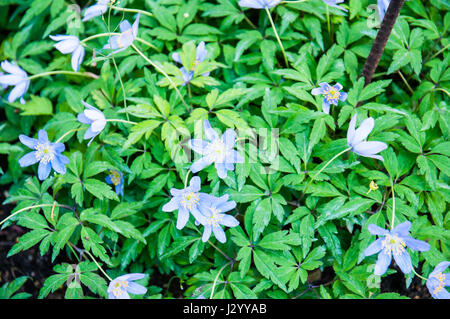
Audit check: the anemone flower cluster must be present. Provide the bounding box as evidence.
[0,60,30,104]
[172,41,209,85]
[18,130,70,180]
[107,273,147,299]
[364,222,430,275]
[311,82,347,114]
[347,114,387,161]
[426,262,450,299]
[49,35,85,72]
[103,14,141,54]
[188,120,244,179]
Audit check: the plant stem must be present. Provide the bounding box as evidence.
[361,0,406,86]
[80,33,158,51]
[0,203,73,227]
[55,128,82,143]
[390,179,396,230]
[184,169,191,189]
[106,119,137,125]
[397,70,414,94]
[326,5,331,37]
[131,43,190,111]
[82,249,113,281]
[264,6,289,67]
[412,268,428,281]
[241,13,257,29]
[27,70,98,81]
[109,5,153,18]
[303,147,352,195]
[209,261,232,299]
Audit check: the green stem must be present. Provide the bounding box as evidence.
[0,204,72,227]
[326,5,331,36]
[264,6,289,67]
[55,128,82,143]
[80,33,158,51]
[390,179,396,230]
[397,70,414,95]
[209,262,232,299]
[109,5,153,18]
[106,119,137,125]
[412,268,428,281]
[184,169,191,189]
[131,43,190,112]
[303,147,352,195]
[429,43,450,60]
[27,71,98,81]
[83,249,113,282]
[242,13,257,29]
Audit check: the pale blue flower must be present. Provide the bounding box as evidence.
[162,176,211,229]
[198,194,239,243]
[49,35,85,72]
[364,221,430,276]
[18,130,70,180]
[377,0,390,21]
[172,41,210,86]
[105,169,124,196]
[103,13,140,54]
[311,82,347,114]
[0,72,7,90]
[107,273,147,299]
[77,101,106,146]
[82,0,109,22]
[322,0,348,12]
[426,261,450,299]
[188,120,244,179]
[238,0,282,9]
[347,114,388,162]
[0,60,30,104]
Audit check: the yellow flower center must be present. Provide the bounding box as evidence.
[432,272,446,296]
[206,207,222,227]
[381,234,406,256]
[181,191,199,210]
[35,142,55,164]
[109,170,122,186]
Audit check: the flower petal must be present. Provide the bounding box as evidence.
[393,250,413,274]
[352,141,387,156]
[176,207,189,230]
[18,151,39,167]
[352,117,374,145]
[404,237,430,252]
[364,238,383,256]
[221,214,239,227]
[37,161,52,180]
[19,135,38,149]
[374,251,392,276]
[127,282,147,295]
[190,157,212,173]
[202,225,212,242]
[162,197,180,212]
[212,226,226,243]
[367,224,389,236]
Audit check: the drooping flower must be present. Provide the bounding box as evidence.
[162,176,211,229]
[364,221,430,276]
[103,13,140,54]
[18,130,70,180]
[105,169,124,196]
[426,262,450,299]
[188,120,244,179]
[0,60,30,104]
[238,0,282,9]
[77,101,106,146]
[377,0,391,21]
[347,114,388,162]
[311,82,347,114]
[49,35,85,72]
[322,0,348,12]
[82,0,109,22]
[172,41,209,86]
[107,273,147,299]
[198,194,239,243]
